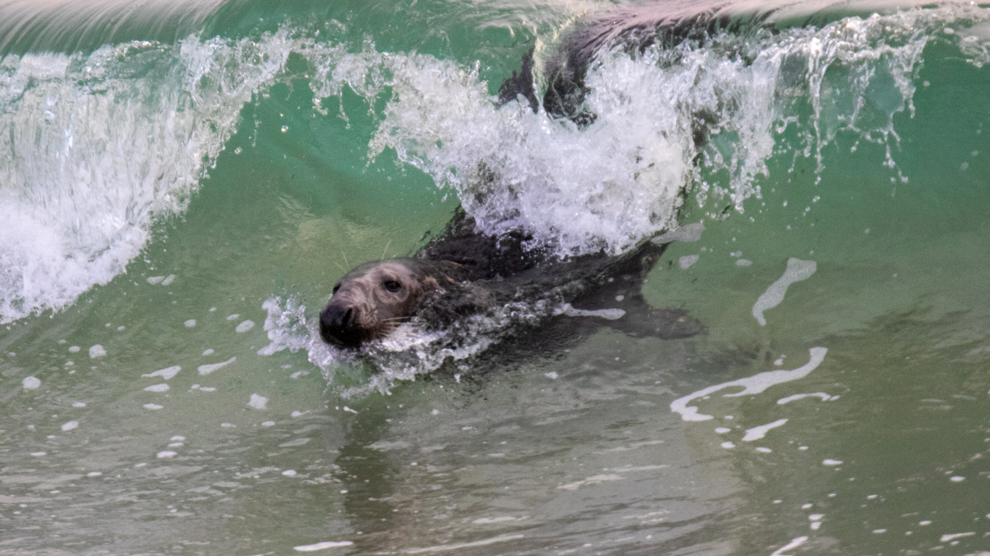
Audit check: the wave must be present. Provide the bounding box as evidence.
[2,3,989,329]
[0,33,293,322]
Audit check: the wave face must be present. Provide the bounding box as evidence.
[1,1,989,332]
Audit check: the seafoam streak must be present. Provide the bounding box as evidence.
[671,347,828,421]
[752,258,817,326]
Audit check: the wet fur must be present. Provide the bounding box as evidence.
[320,208,700,350]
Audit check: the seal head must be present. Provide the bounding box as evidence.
[319,258,476,348]
[319,260,438,348]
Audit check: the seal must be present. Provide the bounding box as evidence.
[319,208,701,351]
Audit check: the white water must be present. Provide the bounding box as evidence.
[0,36,294,322]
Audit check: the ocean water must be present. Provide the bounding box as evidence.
[3,0,990,553]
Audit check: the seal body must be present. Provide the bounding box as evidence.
[319,209,699,350]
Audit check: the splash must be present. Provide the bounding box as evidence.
[259,294,555,397]
[319,6,982,254]
[0,35,293,322]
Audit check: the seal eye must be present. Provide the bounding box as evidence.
[383,279,402,293]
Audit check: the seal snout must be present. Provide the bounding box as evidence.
[319,302,363,348]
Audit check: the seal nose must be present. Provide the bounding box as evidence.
[319,303,362,348]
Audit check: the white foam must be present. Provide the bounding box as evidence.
[777,392,835,404]
[142,365,181,380]
[770,536,808,556]
[235,320,255,333]
[144,384,170,392]
[553,303,625,320]
[22,376,40,390]
[279,438,310,448]
[293,541,353,552]
[742,419,788,442]
[247,394,268,410]
[60,421,78,432]
[198,356,236,375]
[679,255,700,269]
[652,222,705,244]
[752,258,817,326]
[156,451,177,459]
[89,345,107,358]
[144,403,164,410]
[671,347,827,421]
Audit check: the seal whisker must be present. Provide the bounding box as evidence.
[380,239,392,263]
[379,316,412,324]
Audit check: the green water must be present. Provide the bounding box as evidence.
[4,0,990,554]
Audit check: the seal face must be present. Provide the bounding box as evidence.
[319,260,440,348]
